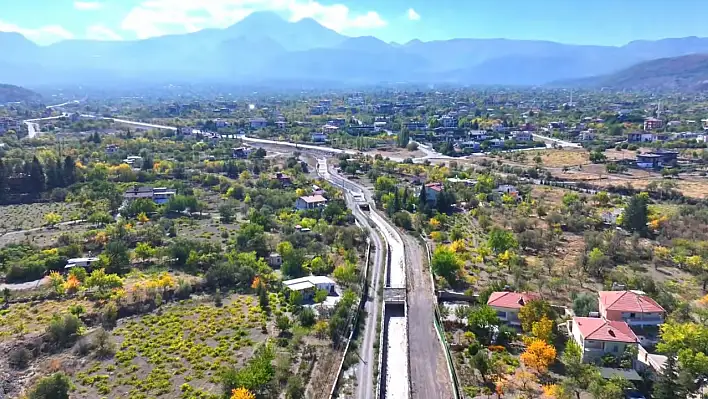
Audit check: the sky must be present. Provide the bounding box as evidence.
[3,0,708,46]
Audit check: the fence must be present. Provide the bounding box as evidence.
[328,232,372,399]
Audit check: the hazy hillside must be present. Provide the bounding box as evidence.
[6,12,708,88]
[0,83,41,103]
[555,54,708,91]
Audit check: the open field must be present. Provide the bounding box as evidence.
[71,294,267,398]
[0,202,82,235]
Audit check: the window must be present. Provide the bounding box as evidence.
[612,345,619,353]
[496,311,506,318]
[629,313,636,318]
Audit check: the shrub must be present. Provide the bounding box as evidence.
[47,314,81,347]
[73,337,94,357]
[101,302,118,329]
[9,348,32,369]
[28,373,71,399]
[298,307,316,327]
[94,328,116,358]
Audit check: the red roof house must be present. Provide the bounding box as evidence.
[570,317,639,363]
[598,291,665,326]
[487,292,541,325]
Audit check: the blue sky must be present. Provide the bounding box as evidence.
[3,0,708,46]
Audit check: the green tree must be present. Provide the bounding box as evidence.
[221,344,275,397]
[621,193,649,236]
[28,373,71,399]
[653,354,683,399]
[431,246,462,282]
[219,204,234,223]
[276,315,291,335]
[397,127,410,148]
[102,240,130,274]
[572,292,598,317]
[487,227,518,253]
[278,241,305,278]
[470,351,490,383]
[298,307,316,327]
[562,341,596,399]
[314,289,329,304]
[133,242,154,263]
[467,305,501,344]
[29,156,45,196]
[63,156,76,186]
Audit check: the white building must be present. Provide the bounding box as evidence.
[283,276,336,300]
[511,131,533,141]
[65,257,100,270]
[295,195,327,210]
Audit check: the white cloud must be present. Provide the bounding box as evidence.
[120,0,387,39]
[86,25,122,41]
[406,8,420,21]
[74,1,102,10]
[0,21,73,45]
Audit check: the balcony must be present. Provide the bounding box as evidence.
[622,316,663,326]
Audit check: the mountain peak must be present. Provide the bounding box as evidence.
[228,11,288,30]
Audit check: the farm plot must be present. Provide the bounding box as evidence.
[0,202,82,235]
[72,295,269,399]
[0,298,97,342]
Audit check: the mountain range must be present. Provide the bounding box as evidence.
[554,54,708,91]
[5,12,708,89]
[0,83,41,103]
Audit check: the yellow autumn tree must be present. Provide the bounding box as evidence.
[231,388,255,399]
[520,339,556,375]
[137,212,149,223]
[450,240,466,253]
[531,316,554,343]
[542,384,569,399]
[429,218,441,230]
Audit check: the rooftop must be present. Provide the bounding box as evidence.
[574,317,638,343]
[487,291,541,309]
[599,290,665,314]
[299,194,327,204]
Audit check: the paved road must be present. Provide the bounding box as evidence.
[317,159,385,399]
[531,132,581,148]
[400,234,454,399]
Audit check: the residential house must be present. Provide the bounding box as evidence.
[123,186,176,204]
[329,118,346,128]
[568,317,639,363]
[440,115,458,128]
[105,144,120,154]
[511,131,533,142]
[0,117,19,134]
[702,119,708,130]
[268,253,283,268]
[487,291,541,326]
[424,183,443,205]
[215,119,229,128]
[581,130,596,141]
[405,121,427,131]
[250,118,267,129]
[65,257,100,270]
[628,132,662,143]
[232,147,251,159]
[272,172,292,187]
[310,105,326,115]
[455,141,480,152]
[374,121,387,132]
[495,185,519,196]
[283,276,336,300]
[636,150,678,169]
[123,156,143,168]
[152,187,177,204]
[311,132,328,142]
[295,195,328,210]
[643,117,663,131]
[468,130,489,141]
[179,127,194,135]
[349,125,376,135]
[275,121,287,129]
[599,290,665,345]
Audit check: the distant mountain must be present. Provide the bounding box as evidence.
[6,12,708,88]
[0,83,41,103]
[554,54,708,91]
